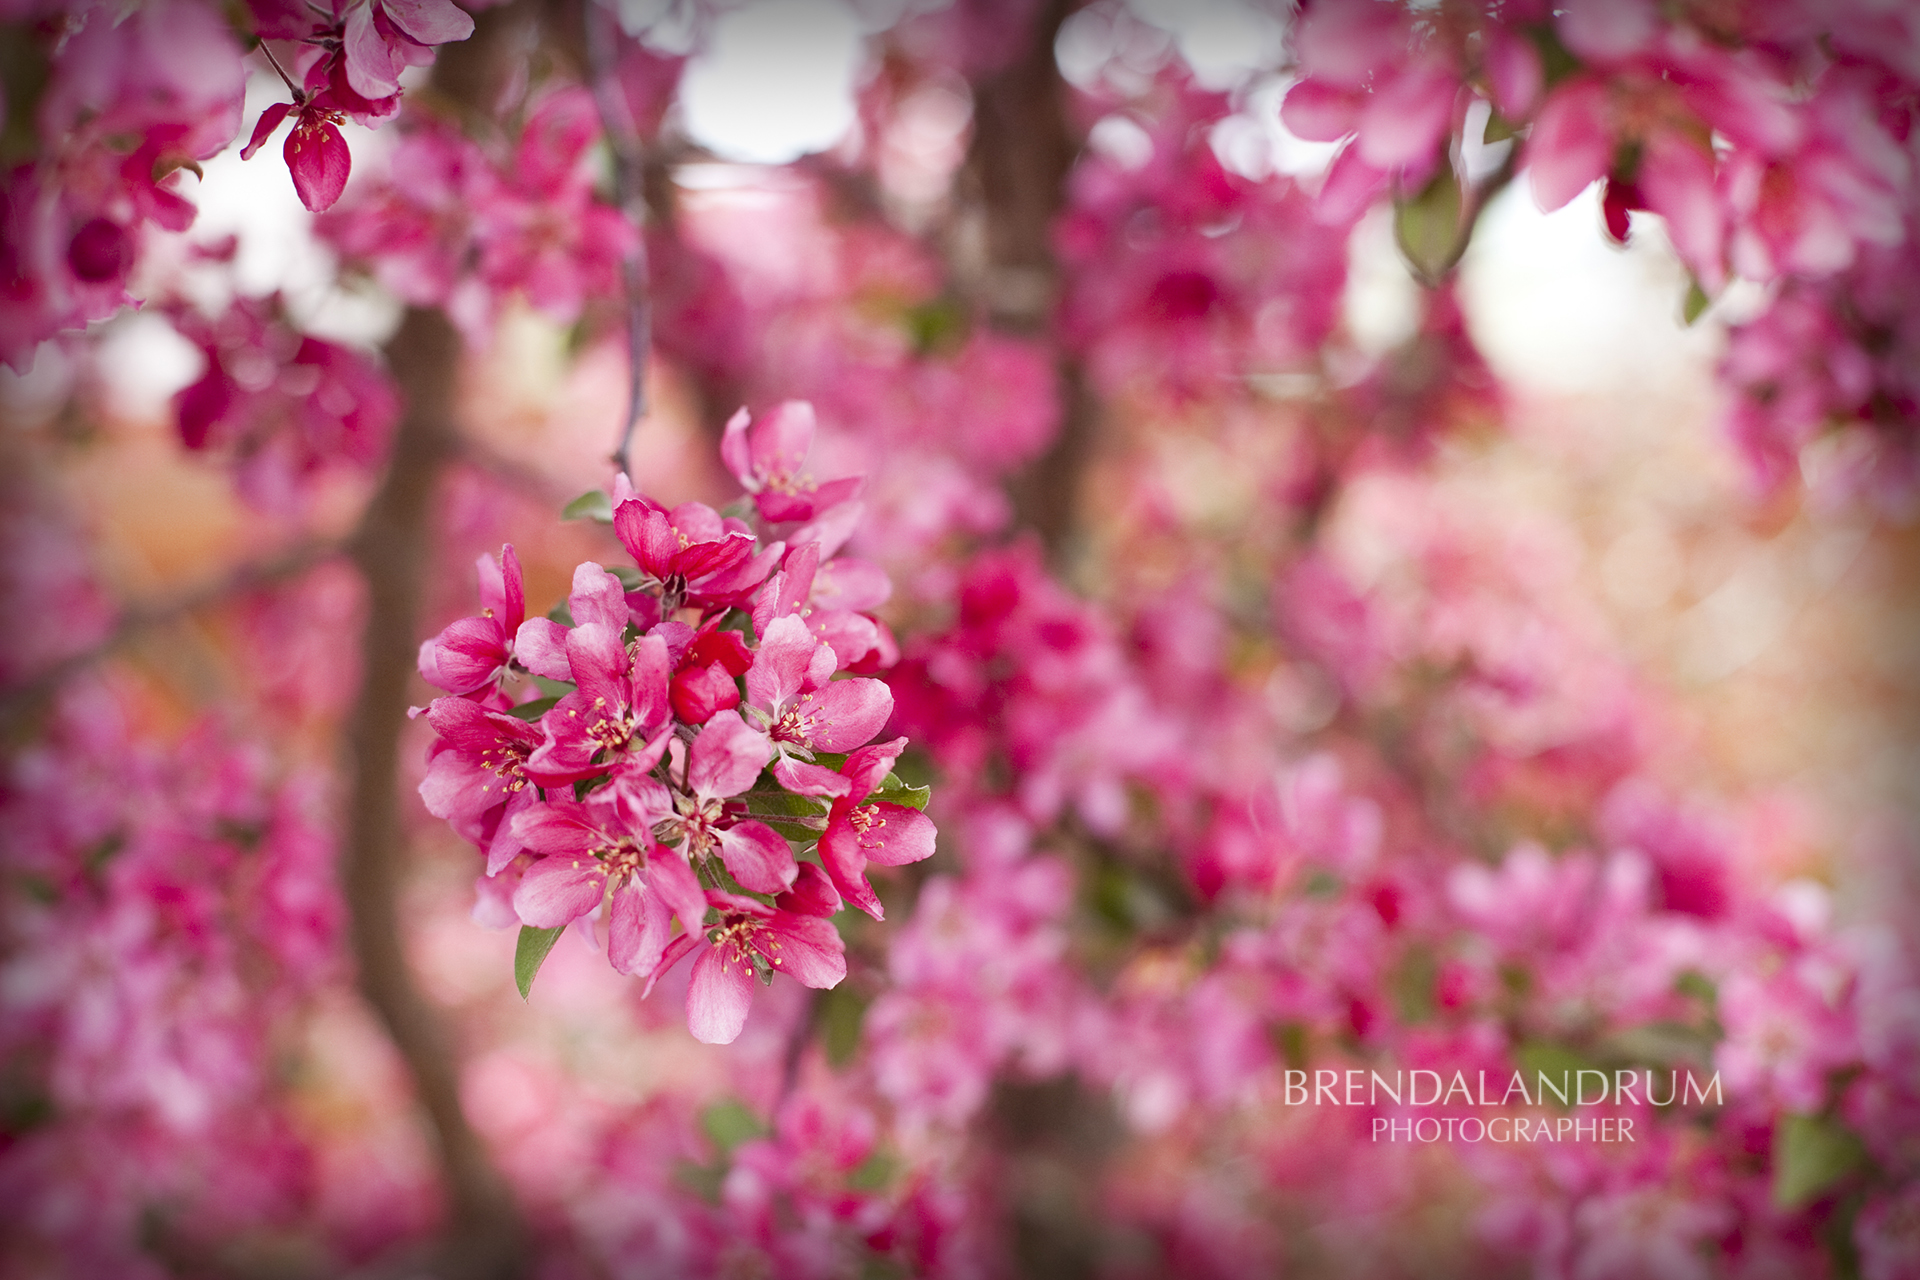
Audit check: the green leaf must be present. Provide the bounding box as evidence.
[514,925,565,1000]
[530,675,576,698]
[870,778,931,811]
[562,489,614,523]
[1394,165,1466,285]
[1389,944,1438,1025]
[607,564,646,592]
[545,601,575,627]
[1514,1041,1599,1109]
[740,790,831,820]
[847,1148,897,1191]
[1599,1019,1718,1066]
[1773,1114,1867,1210]
[819,985,870,1067]
[1482,108,1518,144]
[700,1099,768,1155]
[506,695,560,722]
[1682,279,1712,325]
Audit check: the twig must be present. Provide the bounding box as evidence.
[583,0,652,482]
[0,538,346,726]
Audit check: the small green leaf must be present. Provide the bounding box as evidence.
[1515,1041,1599,1109]
[514,925,565,999]
[848,1148,897,1191]
[607,564,646,592]
[530,675,576,698]
[545,601,575,626]
[1482,108,1517,144]
[1773,1114,1866,1210]
[506,696,560,722]
[1302,869,1342,898]
[1390,944,1438,1024]
[1394,165,1466,285]
[870,779,931,811]
[700,1099,769,1155]
[819,985,870,1067]
[1682,279,1712,325]
[562,489,614,523]
[741,791,831,820]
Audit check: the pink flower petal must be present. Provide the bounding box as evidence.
[512,855,607,928]
[645,853,710,939]
[858,804,936,867]
[776,863,842,917]
[380,0,474,46]
[240,102,292,160]
[285,117,353,213]
[342,2,401,100]
[608,880,672,976]
[719,406,754,488]
[614,500,678,577]
[688,711,774,800]
[818,818,884,921]
[513,617,573,682]
[754,912,845,989]
[793,678,893,752]
[717,820,798,894]
[1527,81,1613,212]
[1280,79,1359,143]
[687,943,756,1044]
[568,561,628,631]
[746,614,818,712]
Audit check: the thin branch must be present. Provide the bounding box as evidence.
[0,538,347,726]
[583,0,652,482]
[256,40,304,100]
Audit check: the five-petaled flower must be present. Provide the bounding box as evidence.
[648,882,848,1044]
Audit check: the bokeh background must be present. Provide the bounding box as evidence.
[3,0,1918,1276]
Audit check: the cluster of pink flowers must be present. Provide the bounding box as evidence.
[0,0,475,371]
[324,85,636,340]
[418,402,935,1042]
[0,0,245,366]
[0,679,338,1274]
[239,0,473,212]
[6,0,1920,1275]
[168,291,400,512]
[1281,0,1919,497]
[1058,75,1353,400]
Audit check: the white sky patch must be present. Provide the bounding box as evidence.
[1125,0,1286,89]
[680,0,867,165]
[1458,182,1721,396]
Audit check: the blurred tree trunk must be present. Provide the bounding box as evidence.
[338,7,537,1277]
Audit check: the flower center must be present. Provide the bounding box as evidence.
[585,695,638,753]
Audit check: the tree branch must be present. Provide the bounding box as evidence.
[343,307,526,1280]
[0,538,347,727]
[583,0,652,482]
[960,0,1096,567]
[334,8,539,1277]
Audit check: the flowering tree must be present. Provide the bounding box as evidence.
[3,0,1919,1277]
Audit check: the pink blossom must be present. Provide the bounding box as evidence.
[525,626,674,788]
[417,545,526,697]
[508,785,707,976]
[648,891,846,1045]
[721,400,863,524]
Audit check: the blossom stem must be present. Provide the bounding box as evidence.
[256,39,304,100]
